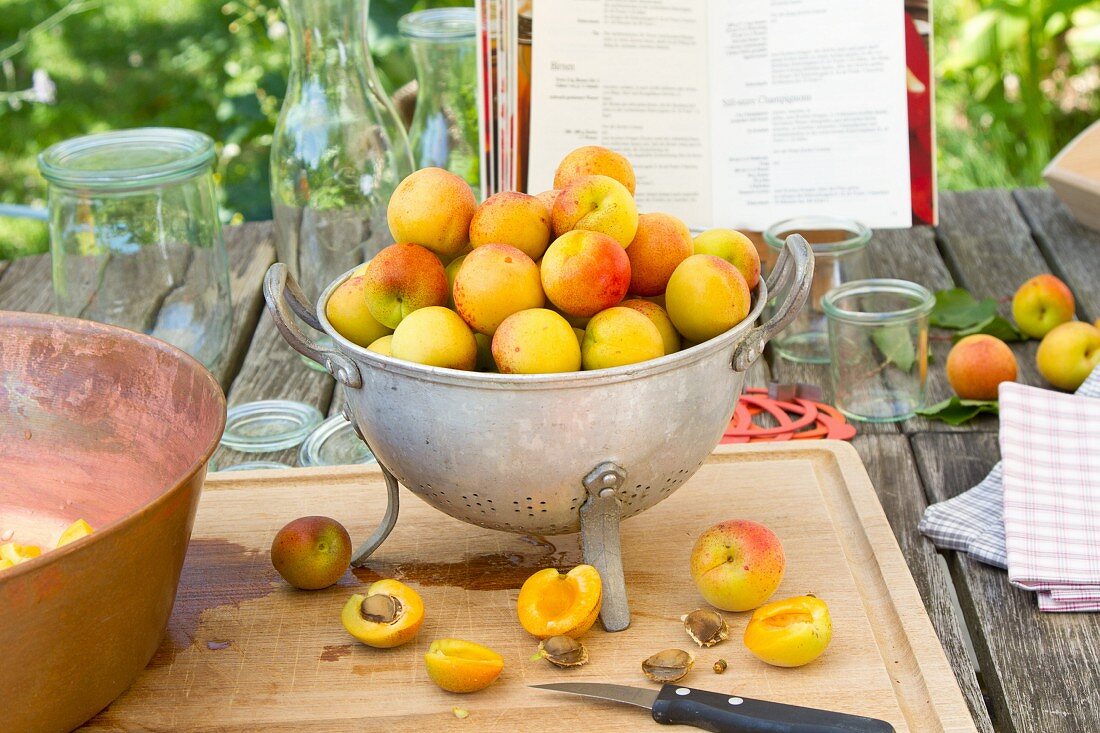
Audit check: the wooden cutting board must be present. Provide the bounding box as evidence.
[82,442,975,732]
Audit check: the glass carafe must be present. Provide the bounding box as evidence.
[271,0,413,302]
[39,128,232,371]
[399,8,480,190]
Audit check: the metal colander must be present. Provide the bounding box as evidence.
[265,234,812,630]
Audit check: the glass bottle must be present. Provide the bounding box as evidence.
[399,8,480,190]
[39,128,232,371]
[271,0,413,302]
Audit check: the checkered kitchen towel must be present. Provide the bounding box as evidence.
[1000,380,1100,611]
[919,363,1100,611]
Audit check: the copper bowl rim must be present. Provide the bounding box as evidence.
[0,311,227,581]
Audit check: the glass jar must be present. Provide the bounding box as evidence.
[764,216,871,363]
[822,279,934,422]
[271,0,413,302]
[399,7,480,190]
[39,128,231,371]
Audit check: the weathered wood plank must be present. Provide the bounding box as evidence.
[863,226,998,434]
[854,434,994,732]
[1013,188,1100,322]
[0,250,53,312]
[209,223,277,389]
[912,432,1100,733]
[212,309,335,470]
[935,191,1047,388]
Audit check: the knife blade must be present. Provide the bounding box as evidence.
[532,682,896,733]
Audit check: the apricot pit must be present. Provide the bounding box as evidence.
[537,635,589,668]
[642,649,694,683]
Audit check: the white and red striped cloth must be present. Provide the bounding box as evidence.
[1000,380,1100,611]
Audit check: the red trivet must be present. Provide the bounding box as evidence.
[722,386,857,443]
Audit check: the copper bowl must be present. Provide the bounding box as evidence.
[0,312,226,733]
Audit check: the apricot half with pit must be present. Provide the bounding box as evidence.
[424,638,505,693]
[341,579,425,648]
[516,565,602,639]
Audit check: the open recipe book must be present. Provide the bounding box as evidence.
[480,0,935,229]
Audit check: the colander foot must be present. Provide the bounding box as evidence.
[580,462,630,632]
[351,458,401,566]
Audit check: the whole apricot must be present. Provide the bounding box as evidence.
[693,229,761,290]
[540,230,631,318]
[469,191,553,261]
[689,519,784,612]
[362,243,449,329]
[581,306,664,370]
[626,213,694,296]
[620,299,681,355]
[390,306,478,370]
[534,189,562,214]
[387,167,476,259]
[341,579,425,648]
[367,334,394,356]
[270,516,352,590]
[492,309,580,374]
[1036,321,1100,391]
[554,145,636,195]
[325,270,392,348]
[453,244,545,336]
[946,334,1017,400]
[425,639,504,693]
[665,255,751,343]
[551,175,638,247]
[1011,274,1075,339]
[743,595,832,668]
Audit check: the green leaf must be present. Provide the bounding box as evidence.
[916,397,1000,426]
[930,288,999,330]
[872,326,917,372]
[952,314,1025,342]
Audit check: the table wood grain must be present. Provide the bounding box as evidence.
[3,188,1098,733]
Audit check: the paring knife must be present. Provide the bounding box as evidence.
[531,682,896,733]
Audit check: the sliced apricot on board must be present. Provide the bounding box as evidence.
[743,595,832,668]
[424,639,504,693]
[516,564,602,639]
[57,519,94,548]
[341,579,425,648]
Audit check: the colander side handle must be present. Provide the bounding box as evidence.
[263,263,363,389]
[731,234,814,372]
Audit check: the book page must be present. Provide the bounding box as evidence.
[707,0,912,229]
[528,0,712,225]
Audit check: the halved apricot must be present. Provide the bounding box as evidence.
[56,519,94,548]
[341,579,425,648]
[743,595,832,667]
[516,564,602,639]
[424,638,504,693]
[0,543,41,567]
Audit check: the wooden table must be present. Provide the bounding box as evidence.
[3,188,1098,732]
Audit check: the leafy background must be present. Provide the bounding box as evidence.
[1,0,1098,260]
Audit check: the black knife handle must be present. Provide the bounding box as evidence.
[651,684,896,733]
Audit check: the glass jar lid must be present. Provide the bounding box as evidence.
[298,414,376,467]
[220,400,324,453]
[763,215,871,256]
[399,7,476,40]
[38,128,216,191]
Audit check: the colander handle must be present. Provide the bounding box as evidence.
[731,233,814,372]
[263,263,363,389]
